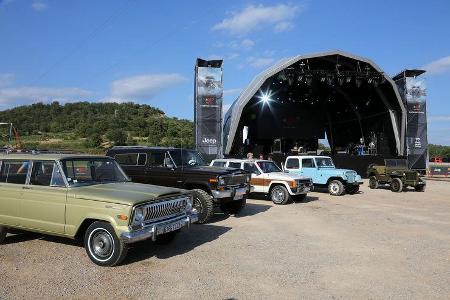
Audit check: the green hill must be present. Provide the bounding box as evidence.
[0,101,194,153]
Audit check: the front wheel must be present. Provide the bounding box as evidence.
[369,176,379,189]
[328,180,345,196]
[0,226,7,244]
[270,185,291,205]
[191,189,214,224]
[390,178,403,193]
[221,198,246,215]
[84,221,128,267]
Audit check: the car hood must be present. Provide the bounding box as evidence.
[269,172,311,181]
[317,168,358,175]
[71,182,187,206]
[181,165,244,175]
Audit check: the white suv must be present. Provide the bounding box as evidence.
[211,159,313,205]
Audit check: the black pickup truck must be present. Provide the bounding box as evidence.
[106,146,251,223]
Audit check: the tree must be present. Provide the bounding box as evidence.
[84,134,103,148]
[106,129,127,146]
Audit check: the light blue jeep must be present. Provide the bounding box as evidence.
[283,156,362,196]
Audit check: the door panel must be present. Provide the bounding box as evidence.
[19,161,67,234]
[0,183,22,226]
[0,160,30,226]
[20,186,67,234]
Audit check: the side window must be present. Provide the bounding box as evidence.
[115,153,138,165]
[30,161,65,187]
[137,153,147,166]
[302,158,315,168]
[0,160,29,184]
[228,162,242,169]
[212,161,226,167]
[148,152,165,167]
[286,158,299,169]
[244,163,259,174]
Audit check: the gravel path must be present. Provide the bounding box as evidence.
[1,179,450,299]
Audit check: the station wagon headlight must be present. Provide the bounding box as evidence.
[218,176,226,186]
[186,195,193,211]
[133,206,145,224]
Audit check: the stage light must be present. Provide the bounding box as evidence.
[346,76,352,83]
[368,78,373,84]
[320,76,326,82]
[258,90,273,106]
[306,75,313,86]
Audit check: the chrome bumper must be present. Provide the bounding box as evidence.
[212,186,249,200]
[120,211,198,244]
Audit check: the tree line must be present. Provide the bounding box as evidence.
[0,101,195,149]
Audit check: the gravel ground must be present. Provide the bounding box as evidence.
[1,179,450,299]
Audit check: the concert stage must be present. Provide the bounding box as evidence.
[221,50,428,171]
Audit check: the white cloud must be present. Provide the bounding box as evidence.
[111,73,186,99]
[240,39,255,50]
[0,73,15,88]
[0,86,93,109]
[429,115,450,121]
[31,1,47,11]
[223,88,242,96]
[422,56,450,75]
[246,57,275,68]
[274,21,294,32]
[212,4,302,36]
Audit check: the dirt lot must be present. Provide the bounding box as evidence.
[1,179,450,299]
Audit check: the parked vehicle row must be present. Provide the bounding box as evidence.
[0,148,425,267]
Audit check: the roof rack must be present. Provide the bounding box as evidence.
[111,146,176,150]
[0,148,81,155]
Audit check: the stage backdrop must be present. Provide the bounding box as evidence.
[394,70,428,170]
[194,59,223,160]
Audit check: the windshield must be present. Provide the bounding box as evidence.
[256,161,281,173]
[61,158,129,186]
[169,150,206,167]
[315,157,334,168]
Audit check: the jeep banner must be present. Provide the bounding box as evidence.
[194,59,223,160]
[395,70,428,170]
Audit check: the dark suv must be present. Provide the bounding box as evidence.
[106,147,251,223]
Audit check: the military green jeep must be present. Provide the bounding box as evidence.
[367,159,426,192]
[0,153,197,266]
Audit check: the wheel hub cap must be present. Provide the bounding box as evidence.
[92,232,113,259]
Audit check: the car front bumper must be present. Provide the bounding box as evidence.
[120,212,198,244]
[212,185,251,201]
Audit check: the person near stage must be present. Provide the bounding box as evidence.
[259,154,264,160]
[246,152,254,159]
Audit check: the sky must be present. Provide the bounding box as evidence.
[1,0,450,145]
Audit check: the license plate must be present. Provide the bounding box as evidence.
[156,220,184,235]
[234,193,243,200]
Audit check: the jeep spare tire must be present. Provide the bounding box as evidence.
[328,180,345,196]
[270,185,291,205]
[191,189,214,224]
[0,226,7,244]
[390,178,403,193]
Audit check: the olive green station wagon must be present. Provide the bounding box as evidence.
[0,153,198,266]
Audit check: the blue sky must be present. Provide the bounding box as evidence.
[1,0,449,145]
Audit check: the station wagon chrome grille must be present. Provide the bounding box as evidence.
[143,196,188,222]
[223,173,247,186]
